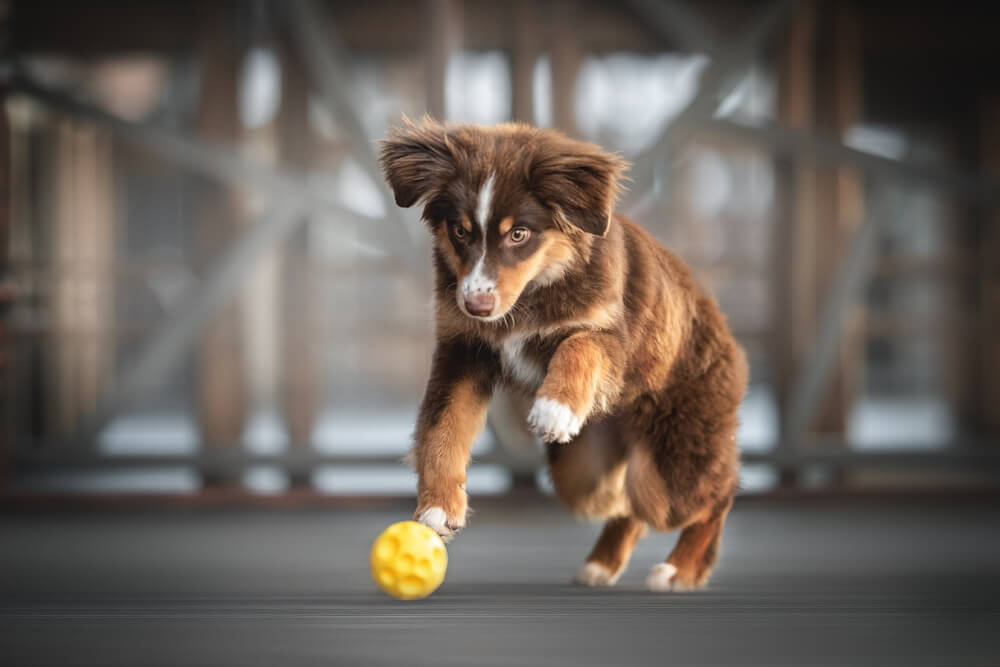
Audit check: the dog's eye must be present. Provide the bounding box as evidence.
[452,223,467,240]
[509,227,530,244]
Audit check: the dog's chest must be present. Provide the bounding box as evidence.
[496,333,547,389]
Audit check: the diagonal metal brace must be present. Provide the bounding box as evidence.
[621,0,721,55]
[625,0,799,208]
[701,117,1000,205]
[782,192,900,441]
[76,199,306,449]
[3,72,419,447]
[7,71,415,258]
[281,0,417,244]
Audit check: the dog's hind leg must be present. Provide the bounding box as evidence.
[574,515,647,587]
[646,498,732,592]
[547,417,645,586]
[546,416,630,519]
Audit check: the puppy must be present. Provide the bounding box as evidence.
[378,119,747,591]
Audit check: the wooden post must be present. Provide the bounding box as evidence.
[0,91,9,489]
[810,1,865,436]
[773,1,865,456]
[5,98,41,460]
[195,6,247,484]
[980,98,1000,434]
[39,116,115,440]
[510,0,539,124]
[277,43,320,485]
[426,0,462,120]
[772,0,818,455]
[551,0,581,136]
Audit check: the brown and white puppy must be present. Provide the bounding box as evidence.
[378,119,748,591]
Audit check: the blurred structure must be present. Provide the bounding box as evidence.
[1,0,998,498]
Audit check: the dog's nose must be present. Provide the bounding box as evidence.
[464,292,496,317]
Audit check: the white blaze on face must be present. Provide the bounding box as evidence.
[461,173,497,299]
[475,172,495,233]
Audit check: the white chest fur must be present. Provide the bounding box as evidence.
[498,333,545,389]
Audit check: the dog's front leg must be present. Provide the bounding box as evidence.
[412,341,496,540]
[528,332,618,444]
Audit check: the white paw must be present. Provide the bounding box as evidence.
[573,562,620,587]
[645,563,689,592]
[416,506,463,541]
[527,397,581,443]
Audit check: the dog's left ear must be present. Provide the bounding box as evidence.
[530,144,627,237]
[378,119,456,209]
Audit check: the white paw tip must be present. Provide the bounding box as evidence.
[417,507,449,535]
[645,563,680,592]
[527,397,581,443]
[574,562,619,587]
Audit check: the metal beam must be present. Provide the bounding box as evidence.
[782,193,898,440]
[281,0,416,244]
[6,71,414,258]
[749,446,1000,471]
[6,71,423,449]
[75,199,306,449]
[620,0,720,54]
[700,117,1000,204]
[10,445,1000,476]
[625,0,799,207]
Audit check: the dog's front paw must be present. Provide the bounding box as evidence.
[415,506,465,542]
[527,397,581,443]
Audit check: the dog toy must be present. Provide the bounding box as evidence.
[370,521,448,600]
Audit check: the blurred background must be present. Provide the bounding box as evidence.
[1,0,999,501]
[4,3,1000,665]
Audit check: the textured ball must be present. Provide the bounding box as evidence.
[370,521,448,600]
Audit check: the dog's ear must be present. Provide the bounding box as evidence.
[530,142,627,237]
[378,118,456,208]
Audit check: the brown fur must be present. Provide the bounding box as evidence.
[537,333,607,418]
[546,417,631,518]
[585,516,648,579]
[379,118,748,590]
[662,499,733,589]
[410,342,496,532]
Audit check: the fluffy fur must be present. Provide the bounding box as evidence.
[379,118,748,591]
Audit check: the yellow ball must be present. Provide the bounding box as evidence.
[370,521,448,600]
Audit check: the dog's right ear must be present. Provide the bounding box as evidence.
[378,119,456,208]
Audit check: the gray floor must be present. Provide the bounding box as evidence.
[2,496,999,666]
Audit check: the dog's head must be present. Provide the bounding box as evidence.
[378,118,626,322]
